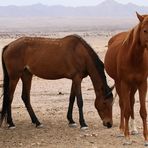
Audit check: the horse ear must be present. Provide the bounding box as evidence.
[136,12,144,22]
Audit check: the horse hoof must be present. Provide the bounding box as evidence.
[8,126,16,130]
[81,126,89,130]
[131,130,138,135]
[116,133,124,138]
[144,141,148,146]
[69,123,77,128]
[123,139,132,145]
[36,124,44,128]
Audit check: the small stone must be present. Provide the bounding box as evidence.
[19,143,23,146]
[84,133,90,137]
[92,133,98,137]
[31,143,36,146]
[58,92,64,95]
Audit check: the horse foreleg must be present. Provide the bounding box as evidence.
[118,99,125,136]
[121,81,132,145]
[67,81,77,127]
[115,81,124,137]
[21,70,42,128]
[130,87,138,135]
[7,78,19,129]
[74,76,88,129]
[138,81,148,146]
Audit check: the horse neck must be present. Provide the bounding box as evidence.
[86,59,106,98]
[78,36,108,98]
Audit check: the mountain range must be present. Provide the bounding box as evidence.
[0,0,147,17]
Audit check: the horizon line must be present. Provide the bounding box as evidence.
[0,0,145,7]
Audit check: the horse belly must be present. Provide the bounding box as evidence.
[27,58,76,80]
[33,69,66,79]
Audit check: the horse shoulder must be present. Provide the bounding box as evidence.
[105,32,128,80]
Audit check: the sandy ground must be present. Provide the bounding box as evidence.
[0,33,147,148]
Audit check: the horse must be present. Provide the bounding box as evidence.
[104,12,148,145]
[0,34,114,130]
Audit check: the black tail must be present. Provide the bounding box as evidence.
[0,45,9,126]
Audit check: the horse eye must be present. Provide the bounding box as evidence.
[144,30,147,33]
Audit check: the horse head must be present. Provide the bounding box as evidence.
[136,12,148,49]
[95,85,114,128]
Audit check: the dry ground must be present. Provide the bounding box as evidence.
[0,33,147,148]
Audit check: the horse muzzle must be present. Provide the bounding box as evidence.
[103,121,112,128]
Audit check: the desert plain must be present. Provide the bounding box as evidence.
[0,17,147,148]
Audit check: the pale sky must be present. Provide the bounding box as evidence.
[0,0,147,7]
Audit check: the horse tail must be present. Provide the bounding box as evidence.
[0,45,9,126]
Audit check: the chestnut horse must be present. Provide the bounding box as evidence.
[105,13,148,145]
[1,35,114,130]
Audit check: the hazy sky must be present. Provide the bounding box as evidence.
[0,0,147,7]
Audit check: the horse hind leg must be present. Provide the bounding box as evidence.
[21,69,42,128]
[7,78,19,129]
[67,82,77,128]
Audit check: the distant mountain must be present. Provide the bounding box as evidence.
[0,0,147,17]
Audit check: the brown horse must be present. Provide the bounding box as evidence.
[105,13,148,145]
[1,35,114,130]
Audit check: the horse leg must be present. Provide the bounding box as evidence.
[67,82,77,127]
[115,81,124,137]
[21,70,42,127]
[73,76,88,129]
[138,81,148,146]
[120,81,132,145]
[130,87,138,135]
[7,78,19,129]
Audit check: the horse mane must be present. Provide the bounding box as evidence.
[74,35,104,67]
[122,24,140,49]
[73,35,112,96]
